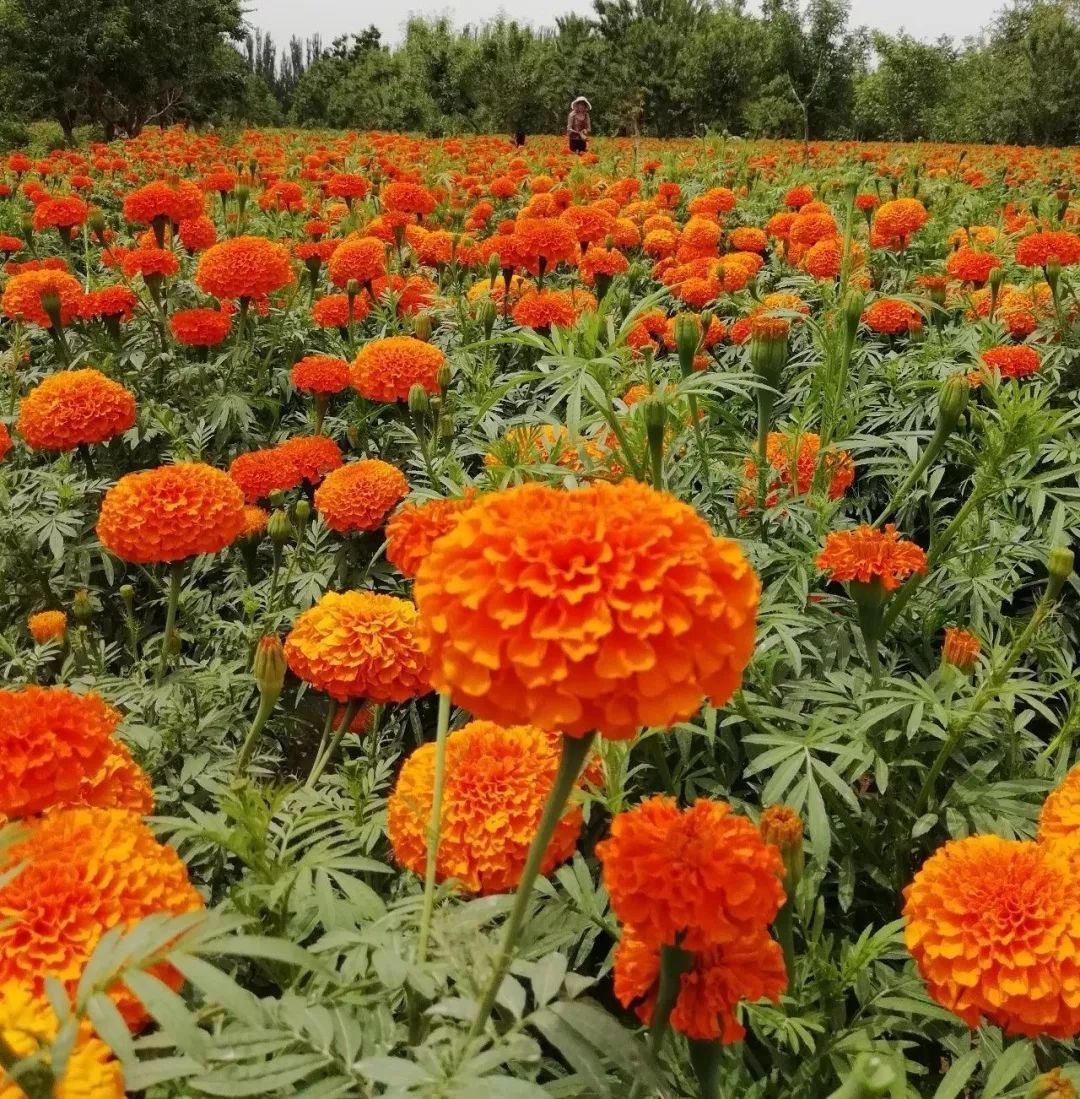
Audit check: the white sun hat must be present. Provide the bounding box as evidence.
[571,97,592,109]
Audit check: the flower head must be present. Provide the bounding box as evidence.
[28,609,66,645]
[388,720,590,894]
[170,307,231,347]
[1039,767,1080,846]
[350,336,445,403]
[313,459,407,533]
[291,354,350,394]
[873,198,929,244]
[229,448,301,503]
[97,463,246,564]
[943,627,981,673]
[327,237,386,288]
[277,435,343,485]
[284,590,429,702]
[816,524,927,592]
[195,235,293,301]
[2,269,83,328]
[385,490,478,578]
[17,369,134,452]
[415,481,759,738]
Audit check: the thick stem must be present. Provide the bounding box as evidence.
[873,420,952,529]
[305,699,362,788]
[688,1038,725,1099]
[416,692,452,962]
[235,687,282,776]
[155,561,185,685]
[774,901,796,994]
[468,732,597,1038]
[755,387,776,529]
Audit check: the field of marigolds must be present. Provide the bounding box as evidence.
[2,127,1080,1099]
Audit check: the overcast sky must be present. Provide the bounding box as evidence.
[244,0,993,48]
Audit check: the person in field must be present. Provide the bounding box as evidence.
[567,97,591,154]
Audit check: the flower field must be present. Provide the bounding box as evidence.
[1,128,1080,1098]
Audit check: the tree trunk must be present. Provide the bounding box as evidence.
[802,103,810,165]
[103,119,116,143]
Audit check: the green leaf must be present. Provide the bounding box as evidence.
[531,952,569,1008]
[981,1040,1034,1098]
[930,1050,979,1099]
[355,1056,432,1087]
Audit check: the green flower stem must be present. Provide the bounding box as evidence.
[0,1034,53,1099]
[235,684,283,777]
[305,698,362,788]
[688,1038,725,1099]
[914,577,1063,817]
[872,419,954,528]
[468,731,597,1039]
[629,942,694,1099]
[755,387,776,516]
[774,899,796,995]
[416,692,452,963]
[155,561,185,685]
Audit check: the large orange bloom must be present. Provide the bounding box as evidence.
[122,180,203,225]
[1015,230,1080,268]
[350,336,445,403]
[613,927,786,1043]
[195,235,293,301]
[327,236,386,288]
[415,480,759,738]
[862,298,923,335]
[597,797,785,950]
[313,459,407,533]
[904,835,1080,1037]
[0,980,123,1098]
[170,307,231,347]
[514,217,578,270]
[97,463,246,564]
[1039,766,1080,846]
[979,345,1041,380]
[290,354,350,394]
[0,807,203,1027]
[381,181,437,217]
[32,195,89,233]
[2,268,83,328]
[740,431,854,511]
[872,198,929,244]
[385,489,478,578]
[388,720,590,894]
[229,448,301,503]
[277,435,344,485]
[816,524,927,592]
[284,590,429,702]
[0,686,123,819]
[17,369,135,452]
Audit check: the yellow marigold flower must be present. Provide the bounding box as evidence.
[28,610,66,644]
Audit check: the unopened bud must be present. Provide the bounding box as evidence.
[346,278,361,302]
[72,589,93,625]
[40,290,63,329]
[486,253,500,285]
[938,374,969,432]
[642,395,667,453]
[253,635,287,699]
[1048,546,1074,600]
[477,297,497,341]
[836,1053,896,1099]
[413,312,433,342]
[436,361,452,391]
[1026,1069,1077,1099]
[408,384,430,416]
[673,313,700,376]
[1047,256,1062,296]
[87,209,107,241]
[759,805,805,891]
[20,215,33,244]
[268,508,291,547]
[842,290,865,345]
[119,584,134,612]
[750,322,789,389]
[268,489,286,510]
[294,498,311,527]
[942,627,980,675]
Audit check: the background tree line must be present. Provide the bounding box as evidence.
[4,0,1080,146]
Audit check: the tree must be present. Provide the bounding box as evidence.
[0,0,245,142]
[853,33,956,141]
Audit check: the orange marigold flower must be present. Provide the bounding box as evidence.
[326,172,371,201]
[514,217,578,270]
[229,448,301,503]
[862,298,923,335]
[240,505,269,538]
[178,215,217,252]
[563,204,615,245]
[741,431,854,510]
[284,590,429,702]
[350,335,445,403]
[512,288,593,329]
[784,185,813,209]
[81,286,138,323]
[388,720,589,895]
[414,480,760,738]
[0,980,124,1097]
[32,195,89,233]
[17,368,135,452]
[904,834,1080,1037]
[122,180,203,225]
[980,345,1041,380]
[277,435,343,485]
[313,459,407,533]
[1016,230,1080,268]
[78,738,153,816]
[385,489,477,578]
[311,292,369,329]
[0,686,121,818]
[327,236,386,288]
[97,462,245,564]
[578,246,629,286]
[0,424,10,464]
[942,626,981,673]
[945,247,1002,286]
[816,524,927,592]
[195,235,293,301]
[613,926,786,1043]
[291,354,350,394]
[1038,766,1080,846]
[381,181,437,217]
[120,246,180,281]
[170,307,231,347]
[729,226,768,253]
[597,796,785,949]
[28,610,66,644]
[873,198,929,244]
[689,187,737,216]
[2,268,83,328]
[0,807,203,1028]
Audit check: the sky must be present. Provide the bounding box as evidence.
[244,0,992,48]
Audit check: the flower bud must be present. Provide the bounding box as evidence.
[268,489,285,510]
[346,278,361,302]
[835,1053,896,1099]
[942,627,980,675]
[436,361,452,391]
[1048,546,1074,600]
[119,584,134,612]
[72,589,93,626]
[294,498,311,527]
[268,508,291,547]
[486,252,500,285]
[842,289,865,345]
[40,290,63,330]
[642,394,667,452]
[253,635,287,699]
[87,209,107,242]
[408,383,430,416]
[1047,256,1062,296]
[413,312,433,342]
[750,320,789,390]
[938,374,969,433]
[20,215,33,245]
[1026,1069,1077,1099]
[673,313,700,376]
[759,805,805,891]
[476,297,497,341]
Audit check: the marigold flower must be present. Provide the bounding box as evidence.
[28,609,66,644]
[862,298,923,335]
[942,627,981,673]
[178,215,217,252]
[0,981,124,1097]
[1016,230,1080,268]
[123,180,203,225]
[17,369,135,452]
[97,462,246,564]
[350,336,445,403]
[946,247,1002,285]
[980,345,1041,380]
[415,480,759,738]
[2,268,83,328]
[170,307,231,347]
[313,459,407,533]
[195,235,293,301]
[1039,767,1080,846]
[277,435,343,485]
[288,355,349,395]
[784,185,813,209]
[904,834,1080,1037]
[79,738,153,815]
[81,286,138,323]
[312,292,369,329]
[511,288,578,329]
[0,807,203,1027]
[240,505,269,538]
[326,173,371,201]
[816,524,927,592]
[741,431,854,510]
[514,217,578,270]
[327,236,386,288]
[388,720,590,894]
[385,489,477,578]
[0,424,10,464]
[32,195,89,233]
[873,198,929,244]
[284,590,429,702]
[382,181,437,217]
[578,246,629,286]
[120,246,179,282]
[729,226,768,253]
[613,927,786,1043]
[598,797,785,949]
[229,448,301,503]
